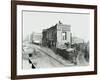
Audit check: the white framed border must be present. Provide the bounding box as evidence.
[17,5,94,75]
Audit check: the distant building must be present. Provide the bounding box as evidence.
[72,37,84,44]
[30,32,42,44]
[42,21,71,49]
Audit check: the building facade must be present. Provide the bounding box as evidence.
[42,21,71,49]
[30,32,42,44]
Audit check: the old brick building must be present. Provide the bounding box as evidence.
[42,21,71,49]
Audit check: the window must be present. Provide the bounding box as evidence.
[62,32,67,40]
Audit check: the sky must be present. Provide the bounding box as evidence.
[23,10,90,42]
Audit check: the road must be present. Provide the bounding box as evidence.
[22,43,89,69]
[29,44,74,68]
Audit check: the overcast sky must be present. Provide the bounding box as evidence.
[23,10,90,42]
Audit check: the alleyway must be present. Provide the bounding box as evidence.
[77,51,88,66]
